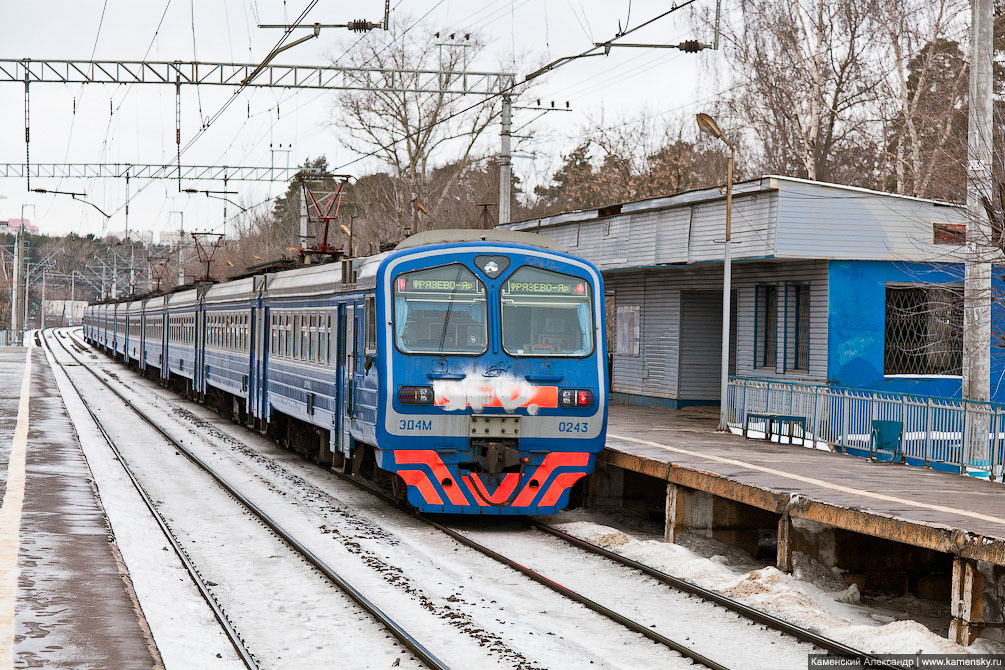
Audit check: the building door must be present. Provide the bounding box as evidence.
[678,291,737,403]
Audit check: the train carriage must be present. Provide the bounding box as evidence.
[165,288,200,388]
[143,295,167,374]
[113,302,127,358]
[202,277,258,414]
[259,261,368,463]
[98,303,110,351]
[126,298,144,363]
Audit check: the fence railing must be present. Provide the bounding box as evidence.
[726,377,1005,481]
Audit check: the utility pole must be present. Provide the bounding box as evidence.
[40,270,45,329]
[11,229,23,344]
[498,94,512,226]
[299,190,308,251]
[963,0,994,466]
[172,211,185,286]
[111,254,118,299]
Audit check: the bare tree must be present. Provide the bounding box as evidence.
[723,0,883,184]
[332,23,509,236]
[878,0,968,200]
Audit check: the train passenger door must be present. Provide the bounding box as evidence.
[340,304,356,454]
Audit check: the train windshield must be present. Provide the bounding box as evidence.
[393,264,488,355]
[501,267,594,357]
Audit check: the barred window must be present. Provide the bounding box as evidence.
[794,285,810,371]
[884,285,962,375]
[755,285,777,369]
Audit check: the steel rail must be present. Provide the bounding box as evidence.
[419,516,729,670]
[68,327,885,670]
[50,329,452,670]
[42,330,259,670]
[529,521,885,665]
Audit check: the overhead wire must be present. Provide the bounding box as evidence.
[331,0,700,173]
[114,0,319,220]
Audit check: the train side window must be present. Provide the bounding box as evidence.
[293,315,300,358]
[271,315,277,355]
[301,315,308,360]
[319,315,328,365]
[364,296,376,354]
[309,314,317,363]
[284,315,291,357]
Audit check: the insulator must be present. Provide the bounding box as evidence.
[348,19,376,32]
[680,40,703,53]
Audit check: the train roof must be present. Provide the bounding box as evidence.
[393,229,568,252]
[144,294,168,310]
[203,276,257,305]
[266,262,344,298]
[166,287,201,308]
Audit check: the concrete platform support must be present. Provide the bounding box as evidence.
[950,556,984,646]
[777,509,793,573]
[662,483,776,559]
[587,461,624,508]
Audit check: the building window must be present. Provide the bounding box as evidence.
[755,285,777,369]
[885,285,962,375]
[794,284,810,371]
[615,305,640,356]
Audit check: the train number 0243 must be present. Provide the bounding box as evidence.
[399,419,433,431]
[558,421,589,433]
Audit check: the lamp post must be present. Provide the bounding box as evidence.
[696,113,734,431]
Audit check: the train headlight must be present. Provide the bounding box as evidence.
[559,389,594,408]
[398,385,434,405]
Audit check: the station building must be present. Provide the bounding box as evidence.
[502,176,1005,407]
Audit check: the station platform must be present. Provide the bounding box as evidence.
[596,404,1005,644]
[0,346,160,668]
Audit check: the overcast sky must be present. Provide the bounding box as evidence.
[0,1,724,239]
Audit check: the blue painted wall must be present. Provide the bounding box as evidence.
[827,260,1005,399]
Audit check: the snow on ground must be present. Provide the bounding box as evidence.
[43,335,246,669]
[62,332,700,670]
[549,518,1005,656]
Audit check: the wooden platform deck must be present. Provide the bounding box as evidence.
[602,404,1005,567]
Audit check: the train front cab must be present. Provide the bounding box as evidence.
[372,235,608,515]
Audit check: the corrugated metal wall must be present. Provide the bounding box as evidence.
[678,291,737,400]
[605,261,828,401]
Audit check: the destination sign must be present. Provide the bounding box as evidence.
[505,279,587,296]
[396,266,483,294]
[407,278,475,292]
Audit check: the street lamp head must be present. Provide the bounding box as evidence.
[696,112,726,142]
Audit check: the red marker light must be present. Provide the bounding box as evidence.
[576,283,586,295]
[559,388,594,407]
[397,277,406,291]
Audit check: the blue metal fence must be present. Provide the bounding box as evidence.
[726,377,1005,481]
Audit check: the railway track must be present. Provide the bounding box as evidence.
[63,327,888,670]
[339,476,889,670]
[46,330,449,670]
[43,331,260,670]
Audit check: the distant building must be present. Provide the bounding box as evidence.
[501,176,997,406]
[106,230,154,245]
[0,218,39,234]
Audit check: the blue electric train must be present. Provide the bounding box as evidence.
[83,229,608,515]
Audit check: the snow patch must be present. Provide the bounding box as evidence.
[552,519,1005,656]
